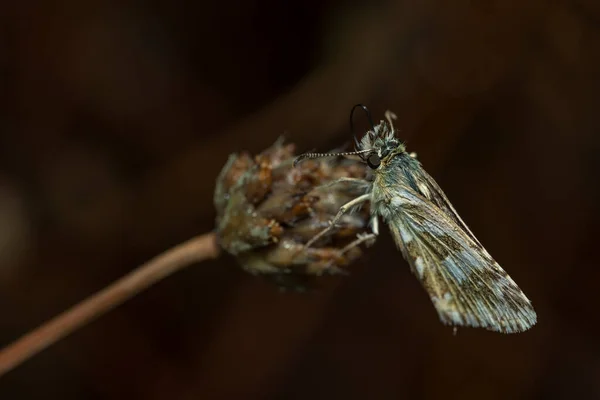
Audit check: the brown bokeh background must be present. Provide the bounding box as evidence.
[1,0,599,399]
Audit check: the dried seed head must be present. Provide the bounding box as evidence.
[214,137,370,290]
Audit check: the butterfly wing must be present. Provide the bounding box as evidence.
[384,179,536,333]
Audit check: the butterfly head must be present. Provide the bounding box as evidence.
[293,107,406,170]
[356,115,405,170]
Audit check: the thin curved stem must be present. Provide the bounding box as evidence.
[0,232,220,377]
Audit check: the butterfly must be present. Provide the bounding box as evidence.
[293,105,537,333]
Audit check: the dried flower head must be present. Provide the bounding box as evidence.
[214,138,371,289]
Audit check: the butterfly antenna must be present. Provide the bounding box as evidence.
[350,104,376,137]
[353,135,361,150]
[293,149,370,167]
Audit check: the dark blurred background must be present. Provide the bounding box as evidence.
[1,0,599,399]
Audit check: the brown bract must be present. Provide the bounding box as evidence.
[214,138,370,289]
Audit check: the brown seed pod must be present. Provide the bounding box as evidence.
[214,137,371,289]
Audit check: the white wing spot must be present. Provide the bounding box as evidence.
[391,196,404,209]
[433,294,464,325]
[433,293,452,309]
[400,229,413,243]
[415,257,425,278]
[447,310,463,324]
[442,256,469,283]
[417,183,431,199]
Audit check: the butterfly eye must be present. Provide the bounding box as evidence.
[367,153,381,169]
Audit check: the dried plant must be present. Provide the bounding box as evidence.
[214,138,371,290]
[0,137,374,375]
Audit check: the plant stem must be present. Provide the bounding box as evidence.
[0,232,220,377]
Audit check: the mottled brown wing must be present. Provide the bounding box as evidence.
[386,186,537,333]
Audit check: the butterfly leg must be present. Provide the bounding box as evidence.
[316,177,369,190]
[304,193,371,249]
[339,216,378,255]
[307,215,377,275]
